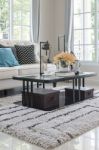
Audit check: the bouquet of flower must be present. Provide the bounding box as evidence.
[53,51,77,67]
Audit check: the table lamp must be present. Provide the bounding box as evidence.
[40,41,50,75]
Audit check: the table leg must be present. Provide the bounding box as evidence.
[78,78,81,101]
[82,78,85,87]
[37,82,39,88]
[75,79,77,86]
[31,82,33,92]
[22,80,30,106]
[23,81,25,92]
[43,83,45,88]
[73,79,75,103]
[53,82,57,87]
[26,81,29,92]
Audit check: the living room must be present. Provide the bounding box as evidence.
[0,0,99,150]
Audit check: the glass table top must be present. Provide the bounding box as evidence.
[13,72,96,83]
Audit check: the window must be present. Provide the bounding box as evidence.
[73,0,99,62]
[0,0,9,39]
[0,0,31,40]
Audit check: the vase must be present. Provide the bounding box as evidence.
[60,60,68,68]
[57,61,70,72]
[72,60,80,73]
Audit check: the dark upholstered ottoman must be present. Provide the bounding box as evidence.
[65,87,94,105]
[22,88,60,111]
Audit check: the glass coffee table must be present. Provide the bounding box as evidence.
[13,72,96,110]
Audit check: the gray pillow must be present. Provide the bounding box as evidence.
[15,45,36,64]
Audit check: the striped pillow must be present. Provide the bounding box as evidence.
[15,45,36,64]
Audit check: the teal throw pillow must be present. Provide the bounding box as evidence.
[0,48,19,67]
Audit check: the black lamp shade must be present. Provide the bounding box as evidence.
[42,41,49,50]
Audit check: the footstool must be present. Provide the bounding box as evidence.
[22,88,60,110]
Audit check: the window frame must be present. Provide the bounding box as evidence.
[0,0,32,41]
[73,0,99,63]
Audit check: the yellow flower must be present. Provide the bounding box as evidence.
[53,51,77,65]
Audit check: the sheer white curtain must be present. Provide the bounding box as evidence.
[31,0,40,43]
[65,0,73,51]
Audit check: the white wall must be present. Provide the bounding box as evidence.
[39,0,54,44]
[54,0,65,52]
[39,0,65,55]
[39,0,55,57]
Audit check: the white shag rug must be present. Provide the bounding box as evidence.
[0,91,99,149]
[0,94,21,106]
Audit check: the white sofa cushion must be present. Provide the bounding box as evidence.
[18,64,56,76]
[0,67,18,80]
[0,79,22,90]
[18,64,40,75]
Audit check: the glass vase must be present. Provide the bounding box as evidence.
[58,61,70,72]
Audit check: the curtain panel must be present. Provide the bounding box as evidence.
[31,0,40,43]
[65,0,73,51]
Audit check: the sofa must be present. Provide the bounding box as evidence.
[0,40,56,91]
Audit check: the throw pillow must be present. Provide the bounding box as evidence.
[0,44,18,60]
[15,45,36,64]
[0,48,19,67]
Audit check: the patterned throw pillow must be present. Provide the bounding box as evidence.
[15,45,36,64]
